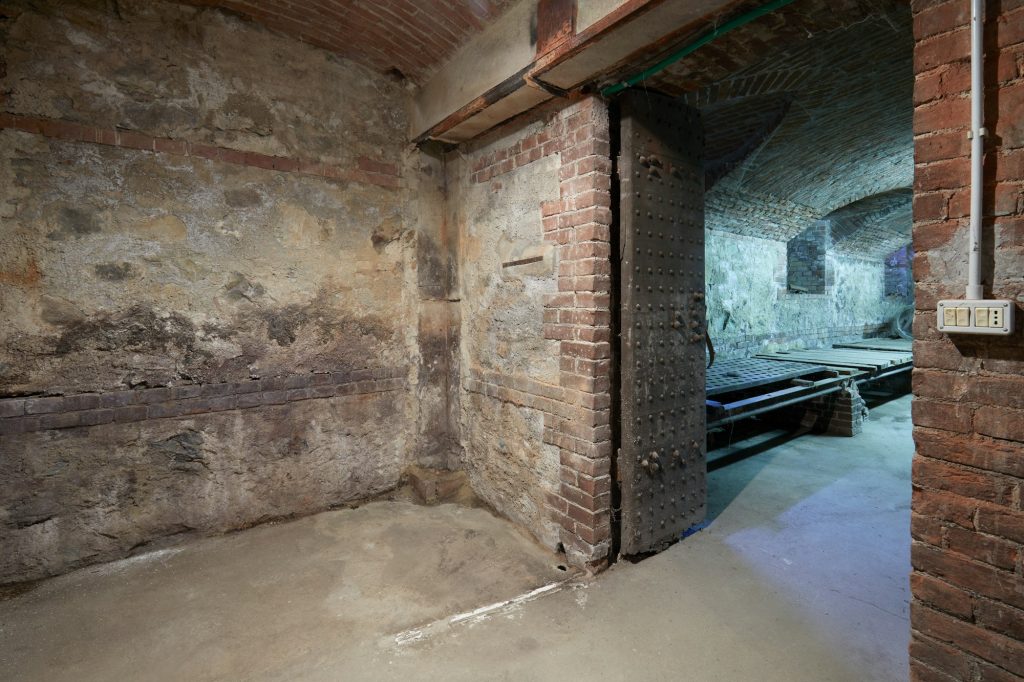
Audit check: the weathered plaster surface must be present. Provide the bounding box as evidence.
[460,155,560,384]
[706,229,910,358]
[1,0,403,161]
[0,0,411,394]
[0,132,409,393]
[0,392,409,582]
[410,146,462,470]
[449,123,563,550]
[0,0,433,582]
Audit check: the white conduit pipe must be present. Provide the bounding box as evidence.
[967,0,986,300]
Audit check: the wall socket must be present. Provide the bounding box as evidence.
[937,300,1015,335]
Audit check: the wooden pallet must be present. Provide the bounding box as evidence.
[705,357,850,428]
[754,347,912,374]
[706,357,831,397]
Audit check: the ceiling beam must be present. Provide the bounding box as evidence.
[411,0,739,144]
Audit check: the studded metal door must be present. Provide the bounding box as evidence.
[617,91,706,555]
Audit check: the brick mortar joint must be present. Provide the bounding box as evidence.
[464,369,610,409]
[0,368,409,434]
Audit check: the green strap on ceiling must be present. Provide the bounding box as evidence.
[600,0,800,97]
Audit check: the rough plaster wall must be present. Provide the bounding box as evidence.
[1,1,402,161]
[0,393,407,581]
[706,229,910,358]
[450,126,562,550]
[0,0,424,581]
[410,146,462,470]
[0,133,409,392]
[0,0,411,392]
[461,156,560,384]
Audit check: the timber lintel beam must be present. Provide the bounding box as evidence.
[411,0,739,144]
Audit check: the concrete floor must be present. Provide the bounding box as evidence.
[0,395,913,682]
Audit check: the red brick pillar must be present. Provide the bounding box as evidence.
[540,97,615,571]
[799,380,868,436]
[910,1,1024,679]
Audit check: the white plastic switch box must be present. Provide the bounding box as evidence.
[937,300,1015,335]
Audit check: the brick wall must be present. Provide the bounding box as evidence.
[455,97,613,571]
[799,380,869,437]
[787,220,832,293]
[540,98,614,569]
[910,1,1024,680]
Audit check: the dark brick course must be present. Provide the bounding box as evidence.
[0,369,407,436]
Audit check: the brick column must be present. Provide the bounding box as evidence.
[540,97,615,571]
[799,380,869,436]
[910,1,1024,680]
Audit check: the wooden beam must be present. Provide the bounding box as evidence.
[536,0,577,56]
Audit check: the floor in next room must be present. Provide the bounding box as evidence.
[0,395,913,682]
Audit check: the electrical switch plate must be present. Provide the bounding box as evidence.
[937,300,1015,335]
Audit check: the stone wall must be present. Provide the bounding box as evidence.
[451,97,614,570]
[705,228,909,359]
[0,0,426,582]
[909,0,1024,679]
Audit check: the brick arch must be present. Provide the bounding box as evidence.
[653,3,915,243]
[703,92,793,190]
[829,188,913,258]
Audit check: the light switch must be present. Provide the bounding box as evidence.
[938,299,1014,335]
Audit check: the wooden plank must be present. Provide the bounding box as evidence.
[755,347,912,386]
[834,338,912,352]
[536,0,577,56]
[758,348,911,366]
[754,351,881,370]
[716,376,847,412]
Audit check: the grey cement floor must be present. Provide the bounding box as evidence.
[0,395,913,682]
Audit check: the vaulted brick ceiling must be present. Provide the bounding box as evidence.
[659,0,914,256]
[829,189,913,259]
[178,0,513,83]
